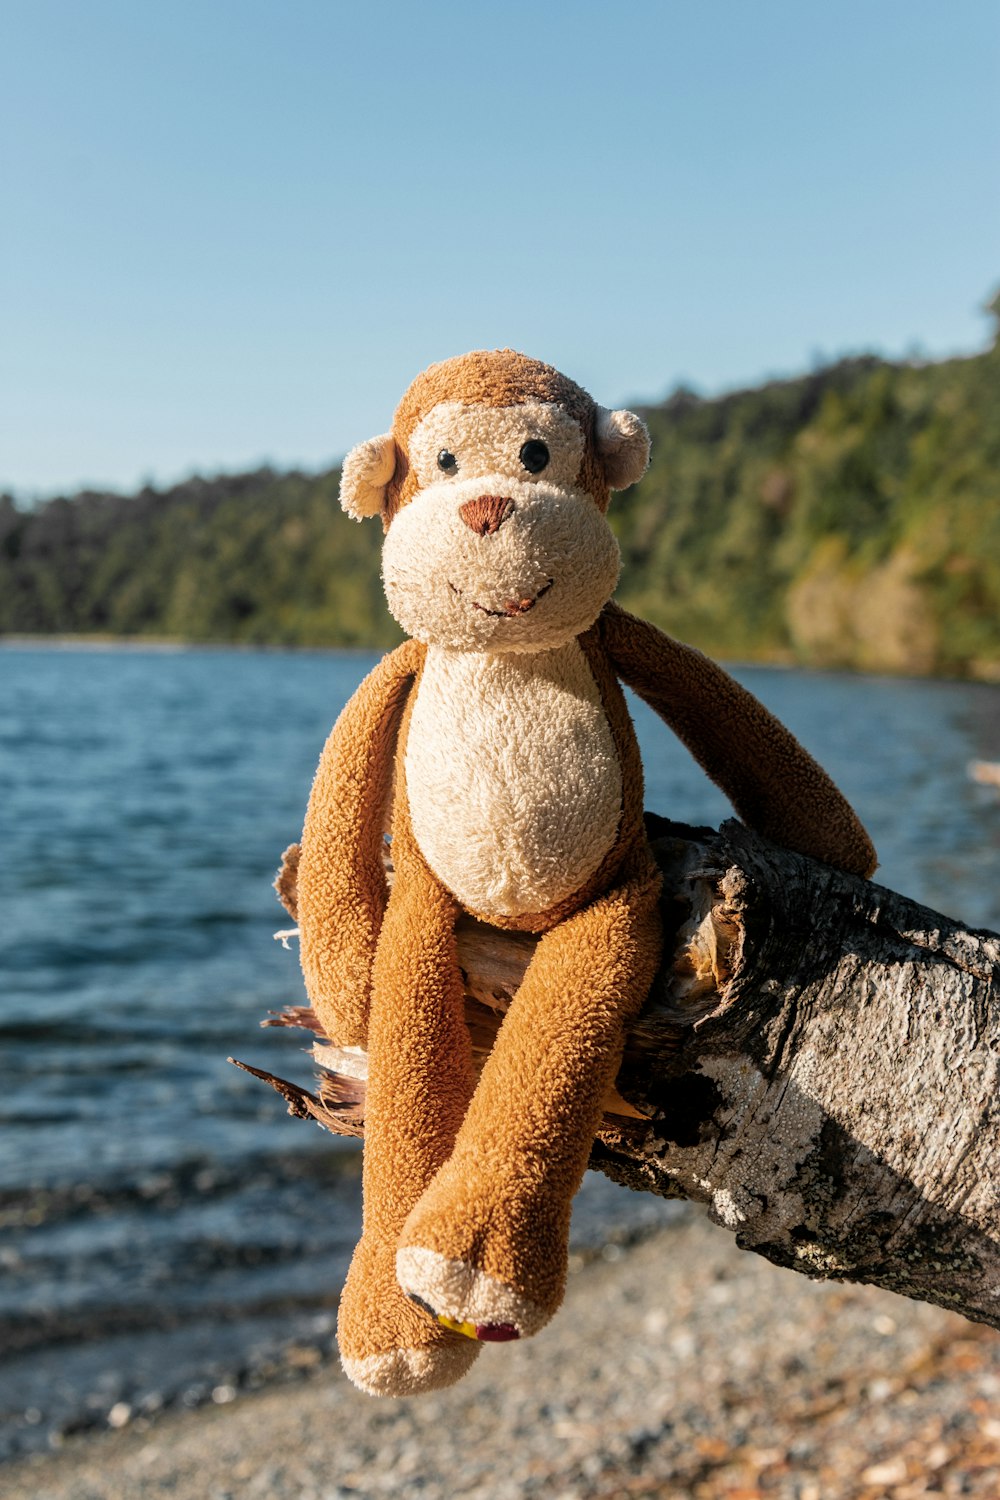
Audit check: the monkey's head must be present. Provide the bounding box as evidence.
[339,349,649,653]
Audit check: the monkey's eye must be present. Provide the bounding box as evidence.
[437,449,458,474]
[519,440,550,474]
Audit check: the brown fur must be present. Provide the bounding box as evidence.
[297,637,425,1048]
[336,815,481,1392]
[600,603,876,877]
[296,351,876,1397]
[273,842,300,920]
[396,838,662,1318]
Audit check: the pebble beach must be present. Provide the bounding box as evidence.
[6,1205,1000,1500]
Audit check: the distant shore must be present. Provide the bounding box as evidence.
[6,1209,1000,1500]
[0,634,382,654]
[4,632,1000,683]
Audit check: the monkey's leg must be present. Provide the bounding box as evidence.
[396,847,662,1342]
[337,846,479,1396]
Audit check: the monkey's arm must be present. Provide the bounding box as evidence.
[601,603,876,877]
[297,639,425,1047]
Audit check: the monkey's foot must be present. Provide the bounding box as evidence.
[396,1245,550,1342]
[338,1236,479,1396]
[340,1336,479,1397]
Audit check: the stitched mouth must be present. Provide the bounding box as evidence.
[448,579,553,618]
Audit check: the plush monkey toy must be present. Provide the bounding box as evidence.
[296,349,875,1398]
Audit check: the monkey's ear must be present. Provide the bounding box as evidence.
[595,407,650,490]
[339,432,397,520]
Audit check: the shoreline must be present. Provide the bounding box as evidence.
[0,634,387,656]
[3,631,999,683]
[6,1209,999,1500]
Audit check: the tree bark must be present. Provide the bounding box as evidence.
[234,815,1000,1333]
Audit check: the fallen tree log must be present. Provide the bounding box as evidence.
[234,814,1000,1334]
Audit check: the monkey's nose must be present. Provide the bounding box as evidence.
[458,496,515,536]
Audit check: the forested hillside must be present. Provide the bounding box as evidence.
[619,295,1000,676]
[0,469,395,648]
[3,298,998,675]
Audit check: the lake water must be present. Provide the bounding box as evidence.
[2,643,1000,1457]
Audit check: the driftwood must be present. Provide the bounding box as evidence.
[235,815,1000,1335]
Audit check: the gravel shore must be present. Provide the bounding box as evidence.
[6,1205,1000,1500]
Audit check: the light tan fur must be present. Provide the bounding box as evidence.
[595,405,650,488]
[340,431,396,520]
[394,1247,545,1336]
[381,399,621,653]
[295,349,876,1399]
[407,400,585,490]
[404,643,622,918]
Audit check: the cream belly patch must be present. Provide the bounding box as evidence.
[404,642,623,918]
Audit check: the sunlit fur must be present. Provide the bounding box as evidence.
[382,401,621,653]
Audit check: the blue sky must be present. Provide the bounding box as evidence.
[2,0,998,495]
